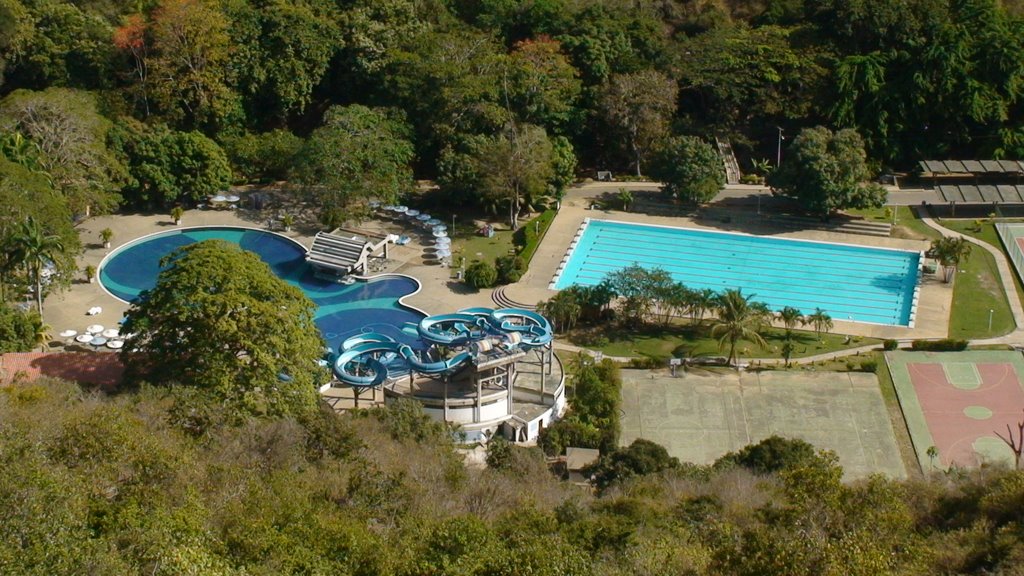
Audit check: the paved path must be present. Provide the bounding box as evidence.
[918,216,1024,346]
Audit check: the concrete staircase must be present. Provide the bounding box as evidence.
[491,286,538,310]
[716,137,742,185]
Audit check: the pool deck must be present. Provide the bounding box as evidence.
[504,183,951,340]
[44,183,951,351]
[43,207,493,346]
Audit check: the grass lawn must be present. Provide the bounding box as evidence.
[936,219,1020,338]
[453,226,515,265]
[567,322,881,361]
[846,205,941,240]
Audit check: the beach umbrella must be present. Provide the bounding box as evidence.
[436,249,452,258]
[395,205,408,213]
[86,324,104,334]
[432,224,447,232]
[434,237,451,245]
[405,209,420,218]
[89,336,108,347]
[417,214,431,222]
[106,340,124,350]
[225,195,240,203]
[59,329,77,339]
[75,334,93,343]
[432,229,448,238]
[426,218,442,227]
[101,328,120,338]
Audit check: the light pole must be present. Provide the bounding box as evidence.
[776,127,784,167]
[989,309,994,332]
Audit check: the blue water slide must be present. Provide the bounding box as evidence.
[417,313,489,346]
[396,345,473,374]
[490,308,553,347]
[333,341,404,388]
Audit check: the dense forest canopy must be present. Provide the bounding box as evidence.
[3,0,1024,184]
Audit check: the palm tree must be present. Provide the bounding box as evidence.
[806,308,833,341]
[31,314,52,352]
[927,237,972,283]
[777,306,804,334]
[711,289,768,367]
[689,288,718,324]
[12,217,65,314]
[617,188,633,211]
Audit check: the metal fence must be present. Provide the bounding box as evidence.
[995,222,1024,285]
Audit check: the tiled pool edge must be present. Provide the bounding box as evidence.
[549,217,590,290]
[548,218,923,328]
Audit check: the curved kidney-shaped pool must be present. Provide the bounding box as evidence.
[99,227,425,350]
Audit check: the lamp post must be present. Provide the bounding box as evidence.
[989,309,994,332]
[776,127,784,167]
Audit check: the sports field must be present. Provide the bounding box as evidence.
[886,350,1024,470]
[619,369,907,480]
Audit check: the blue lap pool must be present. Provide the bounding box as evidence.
[552,219,921,326]
[99,227,425,349]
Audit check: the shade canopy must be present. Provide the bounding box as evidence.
[59,329,77,338]
[75,334,93,343]
[101,328,121,338]
[86,324,104,334]
[432,229,448,238]
[106,340,124,349]
[405,209,420,217]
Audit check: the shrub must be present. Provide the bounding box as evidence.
[569,329,609,348]
[628,356,667,369]
[464,261,497,289]
[715,435,817,475]
[883,339,899,351]
[512,209,556,264]
[538,417,602,456]
[859,359,878,373]
[495,255,526,285]
[910,339,968,351]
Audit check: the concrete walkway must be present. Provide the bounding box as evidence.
[918,216,1024,346]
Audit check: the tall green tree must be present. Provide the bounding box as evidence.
[0,87,124,215]
[0,302,37,352]
[767,126,886,218]
[927,236,973,283]
[148,0,238,131]
[648,135,725,203]
[293,104,415,227]
[121,240,324,419]
[477,123,555,228]
[806,307,833,339]
[0,153,77,301]
[507,36,582,133]
[11,216,65,314]
[599,69,677,176]
[711,288,769,366]
[225,0,341,124]
[605,264,673,326]
[111,119,231,207]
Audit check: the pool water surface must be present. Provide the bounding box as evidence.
[100,227,424,350]
[552,219,921,326]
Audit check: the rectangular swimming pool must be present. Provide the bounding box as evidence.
[551,219,921,326]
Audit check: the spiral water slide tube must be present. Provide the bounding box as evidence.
[332,308,552,387]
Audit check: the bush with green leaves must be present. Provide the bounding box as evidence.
[910,339,968,351]
[464,261,497,289]
[495,254,526,284]
[222,129,303,183]
[588,438,680,490]
[715,435,818,474]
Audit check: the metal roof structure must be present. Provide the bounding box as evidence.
[919,160,1024,174]
[937,184,1024,203]
[306,232,375,274]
